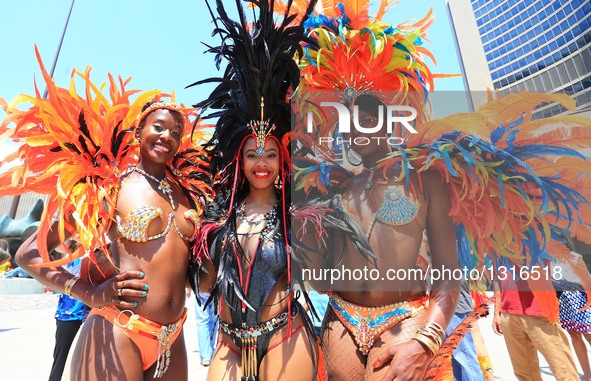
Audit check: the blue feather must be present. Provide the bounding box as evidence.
[490,123,507,145]
[360,27,377,54]
[304,14,338,32]
[455,224,475,269]
[415,35,423,46]
[394,42,410,54]
[440,146,459,177]
[304,46,316,67]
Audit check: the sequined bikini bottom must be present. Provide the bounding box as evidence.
[327,291,428,355]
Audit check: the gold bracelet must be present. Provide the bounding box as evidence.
[416,327,443,347]
[416,321,445,344]
[64,276,80,297]
[425,321,446,338]
[412,333,439,356]
[419,323,445,338]
[422,331,442,350]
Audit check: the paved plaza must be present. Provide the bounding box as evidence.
[0,290,209,381]
[0,284,585,380]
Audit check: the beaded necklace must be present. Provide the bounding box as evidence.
[123,166,176,209]
[237,200,278,237]
[117,166,201,243]
[364,166,376,190]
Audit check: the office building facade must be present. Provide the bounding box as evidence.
[448,0,591,117]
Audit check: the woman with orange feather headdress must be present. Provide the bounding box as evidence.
[287,0,591,380]
[0,46,211,380]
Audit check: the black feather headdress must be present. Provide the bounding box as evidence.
[190,0,316,189]
[191,0,317,312]
[190,3,320,377]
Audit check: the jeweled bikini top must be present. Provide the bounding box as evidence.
[116,206,199,242]
[116,167,199,243]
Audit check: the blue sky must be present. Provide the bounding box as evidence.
[0,0,465,156]
[0,1,464,103]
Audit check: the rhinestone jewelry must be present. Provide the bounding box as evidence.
[247,97,276,156]
[364,166,376,190]
[125,166,176,209]
[237,201,278,237]
[375,186,419,225]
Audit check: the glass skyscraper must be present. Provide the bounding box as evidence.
[449,0,591,117]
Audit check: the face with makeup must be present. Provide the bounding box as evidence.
[241,136,281,191]
[137,109,184,165]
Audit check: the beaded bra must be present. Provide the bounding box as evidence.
[115,167,199,243]
[336,183,423,241]
[116,206,199,242]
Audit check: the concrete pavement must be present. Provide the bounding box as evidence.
[0,288,588,380]
[0,292,209,381]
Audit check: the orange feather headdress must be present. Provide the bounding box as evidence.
[295,0,448,126]
[0,46,210,266]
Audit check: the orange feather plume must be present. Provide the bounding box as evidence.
[0,46,210,266]
[424,304,490,380]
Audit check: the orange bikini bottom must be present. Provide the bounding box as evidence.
[88,305,187,377]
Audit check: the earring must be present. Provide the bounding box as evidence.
[274,176,282,189]
[132,126,142,146]
[345,146,362,166]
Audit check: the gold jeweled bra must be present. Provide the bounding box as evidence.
[116,206,199,243]
[116,167,199,243]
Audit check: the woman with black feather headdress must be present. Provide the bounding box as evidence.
[191,0,319,380]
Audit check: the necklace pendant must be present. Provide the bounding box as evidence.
[364,167,376,190]
[130,166,176,209]
[237,201,278,237]
[158,180,172,195]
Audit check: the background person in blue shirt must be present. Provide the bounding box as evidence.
[194,292,218,367]
[49,255,90,381]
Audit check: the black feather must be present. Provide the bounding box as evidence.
[190,0,317,179]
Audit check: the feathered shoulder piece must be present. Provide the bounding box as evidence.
[170,112,213,214]
[379,92,591,273]
[0,47,210,266]
[294,90,591,321]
